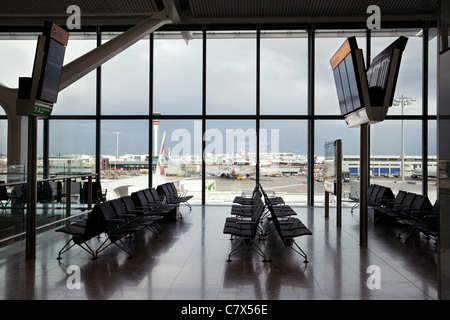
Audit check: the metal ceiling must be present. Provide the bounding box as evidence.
[188,0,438,18]
[0,0,439,28]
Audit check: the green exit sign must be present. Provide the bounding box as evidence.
[32,103,53,117]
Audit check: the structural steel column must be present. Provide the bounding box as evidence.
[360,124,369,247]
[95,28,102,181]
[336,139,342,228]
[256,26,261,185]
[307,28,315,206]
[422,24,429,197]
[26,117,38,260]
[149,33,154,189]
[201,27,206,205]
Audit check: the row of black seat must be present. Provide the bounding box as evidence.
[368,184,437,243]
[155,182,193,212]
[223,184,312,263]
[55,182,187,260]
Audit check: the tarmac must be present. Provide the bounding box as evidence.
[175,174,437,205]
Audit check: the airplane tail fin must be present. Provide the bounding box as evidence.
[156,131,166,176]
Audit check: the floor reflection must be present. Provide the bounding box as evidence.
[0,204,438,300]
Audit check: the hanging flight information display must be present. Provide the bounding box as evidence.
[330,36,408,128]
[330,37,370,119]
[16,21,68,117]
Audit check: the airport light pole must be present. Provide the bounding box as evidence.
[153,112,161,157]
[114,132,120,176]
[393,95,415,181]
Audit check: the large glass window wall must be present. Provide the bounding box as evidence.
[154,32,203,115]
[102,36,149,115]
[0,38,38,88]
[154,119,203,203]
[259,120,308,204]
[205,120,256,204]
[0,23,436,209]
[314,120,360,206]
[315,30,367,116]
[48,120,96,175]
[207,31,257,115]
[53,36,97,115]
[260,31,308,115]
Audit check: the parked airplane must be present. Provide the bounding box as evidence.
[216,165,287,179]
[411,166,438,179]
[101,132,168,200]
[216,166,255,179]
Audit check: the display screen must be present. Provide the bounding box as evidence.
[330,37,366,116]
[323,141,336,180]
[366,36,408,107]
[37,38,66,103]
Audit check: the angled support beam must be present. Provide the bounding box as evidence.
[60,8,172,91]
[0,84,17,115]
[164,0,192,44]
[0,84,26,167]
[1,7,172,167]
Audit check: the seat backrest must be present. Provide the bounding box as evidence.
[156,185,164,197]
[397,192,416,211]
[410,195,432,212]
[381,187,395,203]
[369,185,381,202]
[373,186,387,204]
[98,201,126,233]
[252,189,262,203]
[0,182,8,200]
[367,184,376,197]
[162,183,172,197]
[143,189,156,205]
[265,199,284,240]
[121,195,141,213]
[251,196,264,215]
[250,200,265,239]
[56,181,63,202]
[110,198,127,216]
[84,204,106,238]
[168,182,178,194]
[394,190,407,205]
[131,190,149,208]
[93,181,107,202]
[149,188,163,203]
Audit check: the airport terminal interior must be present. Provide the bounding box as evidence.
[0,0,449,301]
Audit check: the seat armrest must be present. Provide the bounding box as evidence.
[422,215,437,224]
[105,218,125,222]
[410,210,428,220]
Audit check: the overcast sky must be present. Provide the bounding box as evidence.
[0,30,438,157]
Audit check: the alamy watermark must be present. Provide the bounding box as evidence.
[169,121,280,158]
[366,265,381,289]
[66,265,81,289]
[366,5,381,30]
[66,5,81,30]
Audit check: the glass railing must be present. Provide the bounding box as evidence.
[0,172,98,247]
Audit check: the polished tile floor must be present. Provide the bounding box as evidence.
[0,204,438,300]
